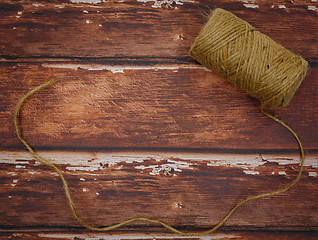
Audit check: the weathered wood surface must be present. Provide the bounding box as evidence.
[1,150,317,229]
[0,0,317,62]
[1,0,318,238]
[1,231,318,240]
[1,63,317,150]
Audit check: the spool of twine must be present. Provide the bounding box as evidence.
[190,8,308,109]
[14,8,307,236]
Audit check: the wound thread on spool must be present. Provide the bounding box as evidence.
[190,8,308,109]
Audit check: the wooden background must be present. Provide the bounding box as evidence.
[1,0,317,239]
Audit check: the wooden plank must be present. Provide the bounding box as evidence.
[1,150,317,230]
[1,63,317,150]
[0,0,317,62]
[1,231,318,240]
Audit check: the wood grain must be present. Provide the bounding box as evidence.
[0,0,317,62]
[1,63,317,150]
[1,231,318,240]
[1,150,317,230]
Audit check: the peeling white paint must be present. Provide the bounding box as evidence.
[240,0,256,3]
[39,232,240,240]
[278,5,286,9]
[71,0,105,3]
[15,165,25,169]
[86,20,91,24]
[278,171,287,175]
[11,179,18,187]
[99,24,102,27]
[80,178,86,181]
[311,0,317,2]
[243,170,259,175]
[1,151,317,175]
[309,172,317,177]
[96,192,100,195]
[83,10,89,13]
[243,4,259,9]
[7,172,17,176]
[135,159,195,176]
[41,63,212,73]
[8,196,12,199]
[111,69,124,74]
[54,4,65,8]
[137,0,194,9]
[308,6,318,11]
[83,187,87,192]
[32,3,45,7]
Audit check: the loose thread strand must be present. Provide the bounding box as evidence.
[14,79,305,236]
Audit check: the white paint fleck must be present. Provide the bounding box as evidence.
[54,4,65,8]
[240,0,256,3]
[311,0,317,2]
[243,3,259,8]
[83,10,89,13]
[96,192,99,195]
[15,16,21,19]
[7,172,17,176]
[99,24,102,27]
[17,12,22,15]
[71,0,105,3]
[83,188,87,192]
[137,0,194,8]
[271,171,275,175]
[80,178,86,181]
[13,27,17,30]
[15,165,25,169]
[111,69,124,74]
[86,20,91,24]
[135,159,195,176]
[278,171,287,175]
[271,5,275,8]
[309,172,317,177]
[308,6,318,11]
[8,196,12,199]
[32,3,45,7]
[11,180,18,187]
[243,170,259,175]
[278,5,286,9]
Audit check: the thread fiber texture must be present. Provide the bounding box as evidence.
[190,8,308,109]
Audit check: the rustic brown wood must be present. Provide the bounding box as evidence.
[1,63,317,150]
[1,150,317,230]
[0,0,317,62]
[1,231,318,240]
[1,0,317,236]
